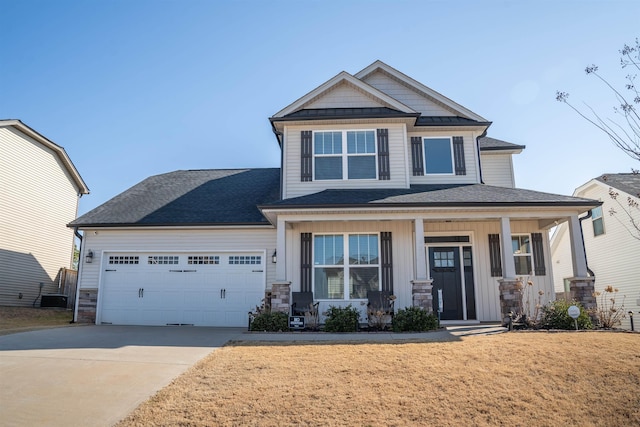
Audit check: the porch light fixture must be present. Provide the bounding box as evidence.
[272,250,277,264]
[85,250,94,264]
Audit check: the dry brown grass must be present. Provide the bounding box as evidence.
[0,306,73,335]
[119,332,640,427]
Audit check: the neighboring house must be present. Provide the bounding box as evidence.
[551,173,640,330]
[69,61,598,327]
[1,120,89,306]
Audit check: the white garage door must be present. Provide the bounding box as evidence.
[99,252,265,327]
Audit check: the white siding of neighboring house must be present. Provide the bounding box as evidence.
[283,219,553,323]
[78,228,277,294]
[551,181,640,330]
[282,123,409,199]
[0,127,80,306]
[407,131,480,185]
[550,223,574,297]
[480,153,516,188]
[304,82,386,109]
[360,71,455,116]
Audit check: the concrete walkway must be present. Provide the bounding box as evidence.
[0,324,505,427]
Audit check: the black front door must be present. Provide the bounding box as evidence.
[429,247,463,320]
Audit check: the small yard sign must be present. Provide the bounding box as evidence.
[568,305,580,330]
[289,316,305,330]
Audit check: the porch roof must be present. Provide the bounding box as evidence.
[260,184,600,210]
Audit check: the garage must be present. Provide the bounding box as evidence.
[98,251,266,327]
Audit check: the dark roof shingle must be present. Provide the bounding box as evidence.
[70,168,281,227]
[478,136,526,151]
[596,173,640,198]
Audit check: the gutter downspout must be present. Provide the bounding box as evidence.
[72,227,83,323]
[578,211,596,278]
[269,119,285,201]
[476,129,488,184]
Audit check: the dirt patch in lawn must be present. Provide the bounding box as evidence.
[119,332,640,426]
[0,306,74,335]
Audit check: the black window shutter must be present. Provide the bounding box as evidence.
[453,136,466,175]
[488,234,502,277]
[377,129,390,180]
[301,131,312,182]
[380,232,393,293]
[300,233,312,292]
[531,233,546,275]
[411,137,424,176]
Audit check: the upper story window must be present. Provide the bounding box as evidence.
[313,130,377,180]
[411,135,466,176]
[592,206,605,236]
[424,137,454,174]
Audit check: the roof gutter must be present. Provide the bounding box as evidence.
[476,128,489,184]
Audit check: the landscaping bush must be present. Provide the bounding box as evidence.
[249,312,289,332]
[392,306,438,332]
[540,300,593,330]
[323,304,360,332]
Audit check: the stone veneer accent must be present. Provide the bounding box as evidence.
[498,279,521,325]
[270,282,291,313]
[568,277,596,311]
[76,288,98,323]
[411,279,434,313]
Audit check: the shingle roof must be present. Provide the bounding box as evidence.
[261,184,598,209]
[69,168,281,227]
[478,136,526,151]
[415,116,491,126]
[275,107,419,121]
[595,173,640,198]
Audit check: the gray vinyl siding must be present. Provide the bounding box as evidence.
[283,123,409,199]
[78,228,277,292]
[480,153,516,187]
[0,127,80,306]
[305,82,385,109]
[361,71,455,116]
[407,132,480,185]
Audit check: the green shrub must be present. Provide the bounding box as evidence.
[323,304,360,332]
[249,312,289,332]
[540,300,593,330]
[392,306,438,332]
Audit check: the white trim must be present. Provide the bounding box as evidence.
[272,71,416,118]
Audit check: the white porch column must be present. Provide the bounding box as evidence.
[568,214,589,278]
[414,219,428,280]
[275,216,287,282]
[499,217,516,280]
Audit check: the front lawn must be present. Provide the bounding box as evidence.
[119,332,640,426]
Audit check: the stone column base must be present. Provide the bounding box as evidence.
[270,282,291,313]
[568,277,596,311]
[411,279,434,313]
[498,279,522,326]
[76,288,98,323]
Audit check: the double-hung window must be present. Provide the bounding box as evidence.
[313,234,380,299]
[512,235,532,275]
[423,137,454,174]
[592,206,605,236]
[314,130,377,180]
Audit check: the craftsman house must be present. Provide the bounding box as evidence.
[1,120,89,306]
[70,61,598,326]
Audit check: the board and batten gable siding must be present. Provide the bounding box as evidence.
[557,182,640,330]
[0,127,80,306]
[407,132,480,185]
[78,228,277,293]
[283,123,409,199]
[304,82,386,109]
[480,153,516,188]
[360,71,455,116]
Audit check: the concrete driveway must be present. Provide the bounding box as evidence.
[0,325,245,427]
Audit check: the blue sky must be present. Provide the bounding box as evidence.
[2,0,638,215]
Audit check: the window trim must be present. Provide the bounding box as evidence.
[512,234,534,276]
[312,232,381,300]
[312,129,378,181]
[592,206,605,236]
[422,136,455,175]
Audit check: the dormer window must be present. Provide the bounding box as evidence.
[313,130,377,180]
